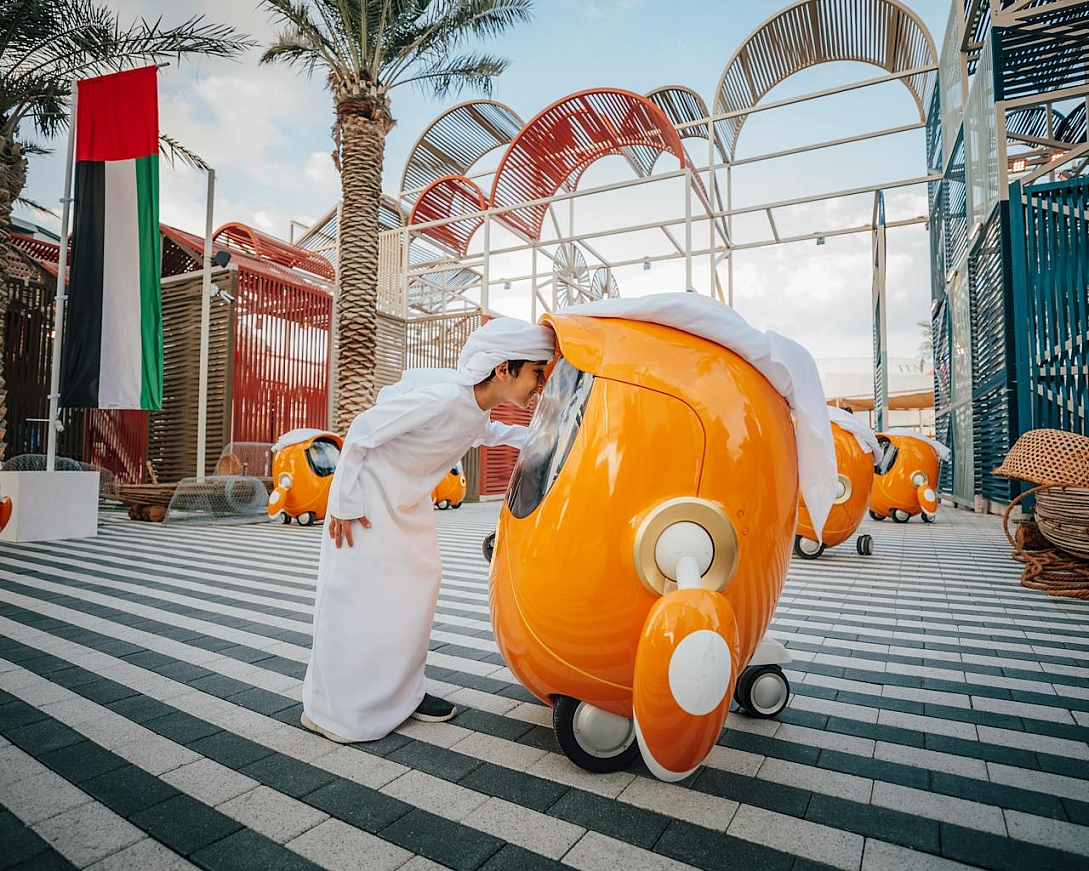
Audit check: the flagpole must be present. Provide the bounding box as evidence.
[196,167,215,481]
[45,81,79,473]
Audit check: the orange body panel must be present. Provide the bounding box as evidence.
[432,465,468,507]
[869,434,941,519]
[489,315,798,769]
[633,589,739,778]
[267,433,342,521]
[797,423,874,547]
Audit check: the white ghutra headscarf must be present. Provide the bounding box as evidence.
[377,318,556,403]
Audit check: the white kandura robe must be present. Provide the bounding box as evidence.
[302,382,527,741]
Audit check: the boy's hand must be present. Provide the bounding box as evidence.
[328,515,371,548]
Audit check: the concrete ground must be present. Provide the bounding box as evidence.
[1,502,1087,871]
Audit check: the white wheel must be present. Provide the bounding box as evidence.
[793,535,825,560]
[734,665,790,718]
[921,511,936,523]
[296,511,316,526]
[436,500,449,510]
[856,534,874,556]
[553,697,639,772]
[891,508,911,524]
[278,511,291,525]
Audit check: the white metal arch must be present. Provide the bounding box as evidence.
[712,0,937,158]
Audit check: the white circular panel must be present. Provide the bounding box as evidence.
[667,630,732,716]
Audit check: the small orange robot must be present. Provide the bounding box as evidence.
[488,307,831,782]
[267,429,343,526]
[869,428,949,523]
[795,407,881,559]
[432,462,467,509]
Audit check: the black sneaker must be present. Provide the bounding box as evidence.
[411,693,457,723]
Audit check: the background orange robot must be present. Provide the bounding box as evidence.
[487,294,836,782]
[267,429,343,526]
[795,406,882,559]
[869,428,950,523]
[431,462,467,509]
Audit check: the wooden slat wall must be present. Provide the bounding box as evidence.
[376,313,407,394]
[479,402,533,497]
[146,270,234,482]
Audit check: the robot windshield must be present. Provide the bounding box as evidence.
[507,357,593,519]
[305,438,341,478]
[874,437,898,475]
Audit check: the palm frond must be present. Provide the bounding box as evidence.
[15,194,58,218]
[398,52,508,99]
[158,133,209,171]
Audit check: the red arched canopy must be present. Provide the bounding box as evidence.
[489,89,690,240]
[408,175,489,255]
[213,222,335,282]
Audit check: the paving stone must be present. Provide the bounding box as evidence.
[859,839,979,871]
[386,737,484,782]
[5,717,85,756]
[239,752,336,798]
[548,787,670,850]
[37,740,127,784]
[564,830,704,871]
[217,785,328,843]
[0,768,93,826]
[376,807,504,870]
[940,822,1087,871]
[79,763,182,819]
[805,794,939,854]
[189,827,322,871]
[186,731,275,769]
[692,767,811,818]
[83,837,196,871]
[142,711,223,745]
[871,781,1006,835]
[130,794,242,856]
[285,817,412,871]
[472,796,584,859]
[32,800,145,868]
[727,804,864,871]
[301,778,412,833]
[161,758,259,807]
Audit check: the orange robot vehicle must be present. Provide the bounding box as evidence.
[794,406,883,559]
[869,428,950,524]
[487,294,836,782]
[267,428,343,526]
[432,461,467,509]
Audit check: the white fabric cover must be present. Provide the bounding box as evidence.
[377,317,556,404]
[304,382,528,741]
[564,293,836,538]
[884,427,952,462]
[272,427,333,453]
[827,406,883,460]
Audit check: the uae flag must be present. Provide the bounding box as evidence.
[60,65,162,409]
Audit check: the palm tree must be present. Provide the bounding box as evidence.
[0,0,253,458]
[261,0,533,428]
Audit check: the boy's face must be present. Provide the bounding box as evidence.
[500,361,548,408]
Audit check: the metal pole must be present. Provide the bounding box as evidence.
[684,167,693,290]
[481,217,491,313]
[45,82,79,472]
[326,200,343,430]
[195,168,215,480]
[727,165,734,308]
[531,243,538,322]
[708,134,716,298]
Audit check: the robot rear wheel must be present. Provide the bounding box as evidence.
[891,508,911,524]
[921,511,936,523]
[481,532,496,563]
[277,511,292,525]
[436,500,449,510]
[733,665,790,719]
[868,509,885,521]
[296,511,316,526]
[553,696,639,773]
[856,534,874,556]
[450,501,462,509]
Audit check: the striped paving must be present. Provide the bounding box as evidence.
[1,503,1087,871]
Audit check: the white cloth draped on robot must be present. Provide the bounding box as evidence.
[884,427,952,462]
[377,318,556,403]
[565,292,838,539]
[827,406,883,460]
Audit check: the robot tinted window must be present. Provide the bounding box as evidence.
[875,438,898,475]
[507,358,594,519]
[306,438,341,477]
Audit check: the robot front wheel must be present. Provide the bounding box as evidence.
[921,511,936,523]
[793,535,825,560]
[296,511,316,526]
[891,508,911,524]
[868,509,885,522]
[277,511,292,525]
[856,534,874,556]
[733,665,790,719]
[481,532,496,563]
[436,500,450,510]
[553,696,640,773]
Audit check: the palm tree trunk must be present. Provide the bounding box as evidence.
[334,110,387,431]
[0,135,28,460]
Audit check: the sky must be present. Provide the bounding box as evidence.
[17,0,956,377]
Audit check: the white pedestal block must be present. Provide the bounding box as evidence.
[0,471,99,543]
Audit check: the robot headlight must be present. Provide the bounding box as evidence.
[633,498,739,596]
[833,474,852,505]
[911,470,928,487]
[277,472,294,489]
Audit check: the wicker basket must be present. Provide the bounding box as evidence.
[1036,487,1089,561]
[993,428,1089,487]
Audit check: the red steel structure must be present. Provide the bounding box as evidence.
[407,175,489,255]
[407,88,696,247]
[163,224,333,447]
